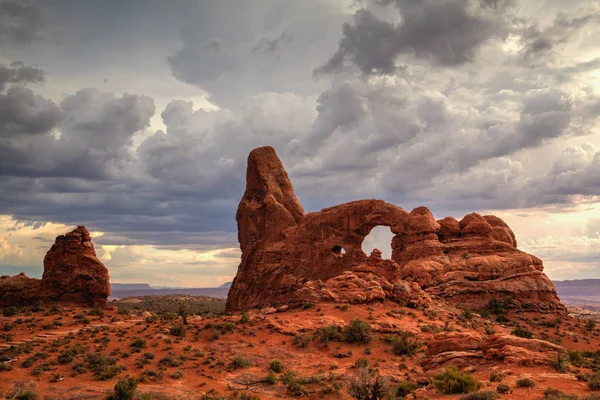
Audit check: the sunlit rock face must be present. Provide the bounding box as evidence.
[0,226,110,307]
[226,146,566,314]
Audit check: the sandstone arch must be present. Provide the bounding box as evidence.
[226,146,565,314]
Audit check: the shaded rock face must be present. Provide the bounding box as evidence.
[226,146,565,313]
[0,226,110,307]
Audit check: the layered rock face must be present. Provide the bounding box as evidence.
[226,146,565,313]
[0,226,110,307]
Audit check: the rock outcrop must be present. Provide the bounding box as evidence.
[422,331,564,370]
[0,226,110,307]
[226,146,565,314]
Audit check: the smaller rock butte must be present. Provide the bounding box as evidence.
[0,226,110,307]
[226,146,566,313]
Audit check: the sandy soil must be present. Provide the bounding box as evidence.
[0,301,598,399]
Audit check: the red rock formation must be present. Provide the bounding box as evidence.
[0,226,110,307]
[226,146,565,314]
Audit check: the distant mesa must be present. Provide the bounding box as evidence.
[226,146,566,314]
[219,281,232,289]
[0,226,110,307]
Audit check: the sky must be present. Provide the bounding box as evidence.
[0,0,599,287]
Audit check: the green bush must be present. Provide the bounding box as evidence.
[343,319,372,344]
[130,338,146,349]
[2,306,19,317]
[389,331,420,356]
[292,333,311,348]
[551,353,569,373]
[111,378,137,400]
[14,390,39,400]
[432,366,482,394]
[589,373,600,390]
[496,384,510,394]
[511,326,533,339]
[391,380,416,398]
[489,372,504,382]
[170,324,186,337]
[314,324,340,346]
[516,377,535,388]
[586,320,597,332]
[354,357,369,369]
[171,370,183,379]
[543,388,580,400]
[460,391,499,400]
[240,312,249,323]
[265,371,277,384]
[269,360,284,373]
[230,355,251,370]
[144,314,158,323]
[303,302,315,309]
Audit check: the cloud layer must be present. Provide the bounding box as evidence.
[0,0,599,283]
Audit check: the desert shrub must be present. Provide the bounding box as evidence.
[347,368,388,400]
[13,390,39,400]
[89,308,104,317]
[343,319,372,344]
[240,312,249,323]
[303,302,315,309]
[230,355,251,370]
[281,371,306,397]
[511,326,533,339]
[84,353,122,380]
[158,355,181,367]
[144,314,158,323]
[314,324,340,345]
[354,357,369,369]
[111,378,137,400]
[130,338,146,349]
[551,352,569,373]
[57,344,88,365]
[432,366,482,394]
[269,360,284,373]
[586,320,597,332]
[516,377,535,388]
[460,309,474,321]
[292,333,311,348]
[391,380,417,398]
[589,373,600,390]
[543,388,580,400]
[568,350,585,367]
[496,314,510,323]
[170,324,186,337]
[3,306,19,317]
[496,384,510,394]
[461,391,499,400]
[265,371,277,384]
[388,331,420,356]
[171,370,183,379]
[489,372,504,382]
[0,363,13,372]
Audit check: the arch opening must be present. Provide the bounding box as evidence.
[332,245,346,256]
[361,225,394,259]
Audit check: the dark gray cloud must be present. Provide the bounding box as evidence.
[0,61,43,91]
[0,0,599,256]
[316,0,511,75]
[0,0,43,45]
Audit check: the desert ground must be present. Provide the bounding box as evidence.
[1,296,599,400]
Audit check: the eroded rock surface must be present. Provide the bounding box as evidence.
[0,226,110,307]
[226,146,565,313]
